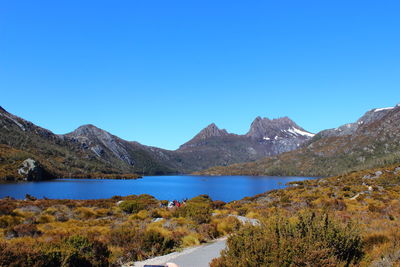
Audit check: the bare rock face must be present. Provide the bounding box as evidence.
[247,117,314,139]
[18,158,53,181]
[65,124,135,166]
[246,116,315,154]
[64,124,175,175]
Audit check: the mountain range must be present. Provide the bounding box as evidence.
[0,106,314,180]
[198,104,400,177]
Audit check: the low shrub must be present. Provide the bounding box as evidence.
[212,200,226,209]
[0,235,109,267]
[181,233,200,247]
[174,195,213,224]
[108,224,176,262]
[364,233,390,251]
[212,216,241,236]
[119,195,158,214]
[197,223,219,240]
[74,207,96,220]
[211,211,364,267]
[0,215,22,228]
[7,223,42,238]
[130,210,150,220]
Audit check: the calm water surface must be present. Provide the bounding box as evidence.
[0,175,314,202]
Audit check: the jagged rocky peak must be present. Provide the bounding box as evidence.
[195,123,229,140]
[179,123,230,149]
[246,116,314,140]
[67,124,119,143]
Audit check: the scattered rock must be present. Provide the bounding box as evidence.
[4,230,17,240]
[363,171,383,179]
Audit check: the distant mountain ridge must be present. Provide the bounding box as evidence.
[9,103,400,180]
[0,106,314,180]
[198,104,400,177]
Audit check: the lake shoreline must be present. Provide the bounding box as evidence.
[0,175,315,201]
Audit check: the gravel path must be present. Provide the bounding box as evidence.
[128,215,259,267]
[130,237,227,267]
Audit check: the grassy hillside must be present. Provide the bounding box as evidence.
[196,138,400,177]
[212,164,400,266]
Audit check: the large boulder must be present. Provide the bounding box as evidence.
[18,158,54,181]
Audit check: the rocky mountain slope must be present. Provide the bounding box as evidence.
[0,106,314,179]
[0,107,170,180]
[64,124,174,175]
[198,105,400,177]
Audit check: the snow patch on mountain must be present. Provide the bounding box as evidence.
[374,107,393,112]
[287,127,315,137]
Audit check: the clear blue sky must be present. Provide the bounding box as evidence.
[1,1,400,150]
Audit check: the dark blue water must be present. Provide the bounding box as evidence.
[0,175,313,202]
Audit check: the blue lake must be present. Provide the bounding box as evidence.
[0,175,314,202]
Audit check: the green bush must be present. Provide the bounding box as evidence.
[211,211,364,267]
[119,195,158,214]
[0,235,109,267]
[108,225,176,262]
[61,235,110,266]
[174,195,213,224]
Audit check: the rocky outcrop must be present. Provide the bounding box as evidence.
[18,158,54,181]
